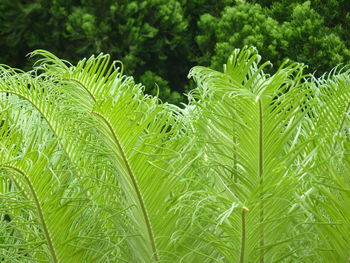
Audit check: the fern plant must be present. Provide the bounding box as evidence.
[0,46,350,262]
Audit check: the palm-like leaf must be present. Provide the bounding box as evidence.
[298,72,350,262]
[3,51,200,262]
[2,46,350,262]
[0,95,116,262]
[187,46,314,262]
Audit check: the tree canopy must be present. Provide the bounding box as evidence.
[1,0,349,103]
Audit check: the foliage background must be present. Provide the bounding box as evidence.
[1,0,350,103]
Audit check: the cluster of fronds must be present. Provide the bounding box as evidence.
[1,46,350,262]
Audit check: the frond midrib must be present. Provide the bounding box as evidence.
[2,164,59,263]
[91,111,159,261]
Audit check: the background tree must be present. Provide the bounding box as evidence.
[195,1,350,74]
[0,0,190,103]
[1,0,350,102]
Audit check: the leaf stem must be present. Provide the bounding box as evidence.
[62,78,97,102]
[3,165,58,263]
[91,111,159,261]
[257,98,265,263]
[240,207,249,263]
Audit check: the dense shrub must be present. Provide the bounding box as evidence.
[1,1,350,103]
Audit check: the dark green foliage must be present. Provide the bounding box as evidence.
[195,1,350,74]
[0,0,190,103]
[195,3,285,70]
[1,0,350,102]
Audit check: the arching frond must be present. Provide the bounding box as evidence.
[187,46,314,262]
[299,72,350,262]
[2,46,350,262]
[27,50,201,262]
[0,97,117,262]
